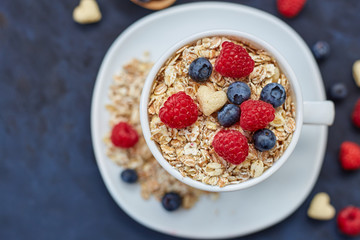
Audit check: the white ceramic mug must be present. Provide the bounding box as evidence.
[140,30,335,192]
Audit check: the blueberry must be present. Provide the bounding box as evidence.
[189,57,212,82]
[260,83,286,108]
[312,41,330,61]
[253,129,276,152]
[328,83,348,101]
[217,104,240,127]
[227,82,251,105]
[120,169,138,183]
[161,192,182,211]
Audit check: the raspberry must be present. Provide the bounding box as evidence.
[159,91,198,129]
[339,142,360,170]
[111,122,139,148]
[212,130,249,165]
[240,100,275,131]
[337,206,360,236]
[277,0,306,18]
[352,99,360,128]
[214,41,254,78]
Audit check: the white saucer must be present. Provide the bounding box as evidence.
[91,2,327,239]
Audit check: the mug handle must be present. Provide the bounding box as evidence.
[303,101,335,125]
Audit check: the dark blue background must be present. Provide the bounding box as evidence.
[1,0,360,239]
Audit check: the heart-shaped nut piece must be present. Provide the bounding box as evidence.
[353,60,360,87]
[197,86,227,116]
[307,192,336,220]
[73,0,102,24]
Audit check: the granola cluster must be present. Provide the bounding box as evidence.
[148,36,296,187]
[105,58,209,208]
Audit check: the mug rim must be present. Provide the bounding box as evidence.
[140,29,303,192]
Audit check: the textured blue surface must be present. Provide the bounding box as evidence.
[1,0,360,239]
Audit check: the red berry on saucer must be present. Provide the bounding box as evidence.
[214,41,254,78]
[212,130,249,165]
[159,91,198,129]
[337,206,360,236]
[111,122,139,148]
